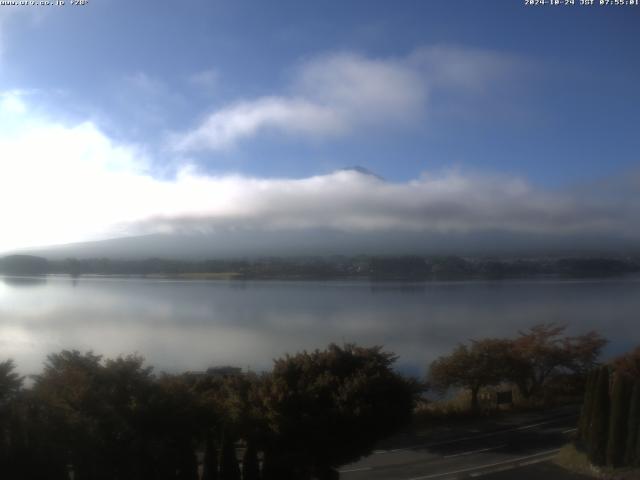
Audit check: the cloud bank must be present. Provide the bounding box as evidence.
[1,90,639,255]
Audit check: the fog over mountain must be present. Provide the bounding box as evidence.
[21,230,640,261]
[12,166,640,260]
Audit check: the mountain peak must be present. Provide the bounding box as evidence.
[339,166,384,180]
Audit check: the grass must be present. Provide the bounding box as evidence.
[412,386,584,429]
[554,444,640,479]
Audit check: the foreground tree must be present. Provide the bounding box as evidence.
[0,360,26,477]
[429,339,512,411]
[219,433,241,480]
[588,365,610,466]
[0,359,23,405]
[626,382,640,466]
[613,346,640,380]
[242,441,260,480]
[30,350,210,479]
[201,433,219,480]
[578,369,597,443]
[261,344,419,479]
[606,372,632,467]
[507,324,606,399]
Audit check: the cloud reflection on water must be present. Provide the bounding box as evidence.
[1,275,639,377]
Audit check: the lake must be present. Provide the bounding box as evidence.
[1,275,639,377]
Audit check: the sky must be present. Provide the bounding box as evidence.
[0,0,639,254]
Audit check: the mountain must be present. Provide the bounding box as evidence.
[15,228,639,261]
[339,166,384,180]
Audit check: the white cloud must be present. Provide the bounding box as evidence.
[188,69,218,91]
[171,96,344,151]
[171,51,428,152]
[409,45,522,92]
[1,94,638,254]
[125,72,166,96]
[171,47,521,152]
[0,90,27,114]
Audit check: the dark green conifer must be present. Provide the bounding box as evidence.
[606,372,632,467]
[625,382,640,467]
[635,417,640,466]
[578,370,597,445]
[588,365,610,466]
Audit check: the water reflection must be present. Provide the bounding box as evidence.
[1,275,639,377]
[2,275,48,288]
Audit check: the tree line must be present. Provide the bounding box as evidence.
[1,254,639,280]
[0,344,419,480]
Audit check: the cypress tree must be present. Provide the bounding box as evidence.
[635,416,640,467]
[241,441,260,480]
[606,372,632,467]
[219,434,241,480]
[625,382,640,467]
[578,370,597,445]
[588,365,610,466]
[202,434,219,480]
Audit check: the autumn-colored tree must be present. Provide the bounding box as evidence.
[261,344,419,480]
[0,360,28,478]
[507,324,606,399]
[0,359,23,405]
[190,368,267,479]
[613,346,640,380]
[429,338,512,411]
[151,374,203,480]
[31,350,110,479]
[30,350,210,480]
[0,359,23,463]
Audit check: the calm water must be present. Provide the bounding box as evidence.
[1,275,639,377]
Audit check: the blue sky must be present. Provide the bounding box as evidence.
[0,1,639,252]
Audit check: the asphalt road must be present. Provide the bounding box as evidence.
[338,407,589,480]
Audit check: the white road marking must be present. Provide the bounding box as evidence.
[470,465,513,477]
[338,467,373,473]
[471,454,557,477]
[515,421,552,430]
[518,456,557,467]
[372,415,576,454]
[444,444,506,459]
[406,448,560,480]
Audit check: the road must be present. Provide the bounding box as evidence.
[338,407,590,480]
